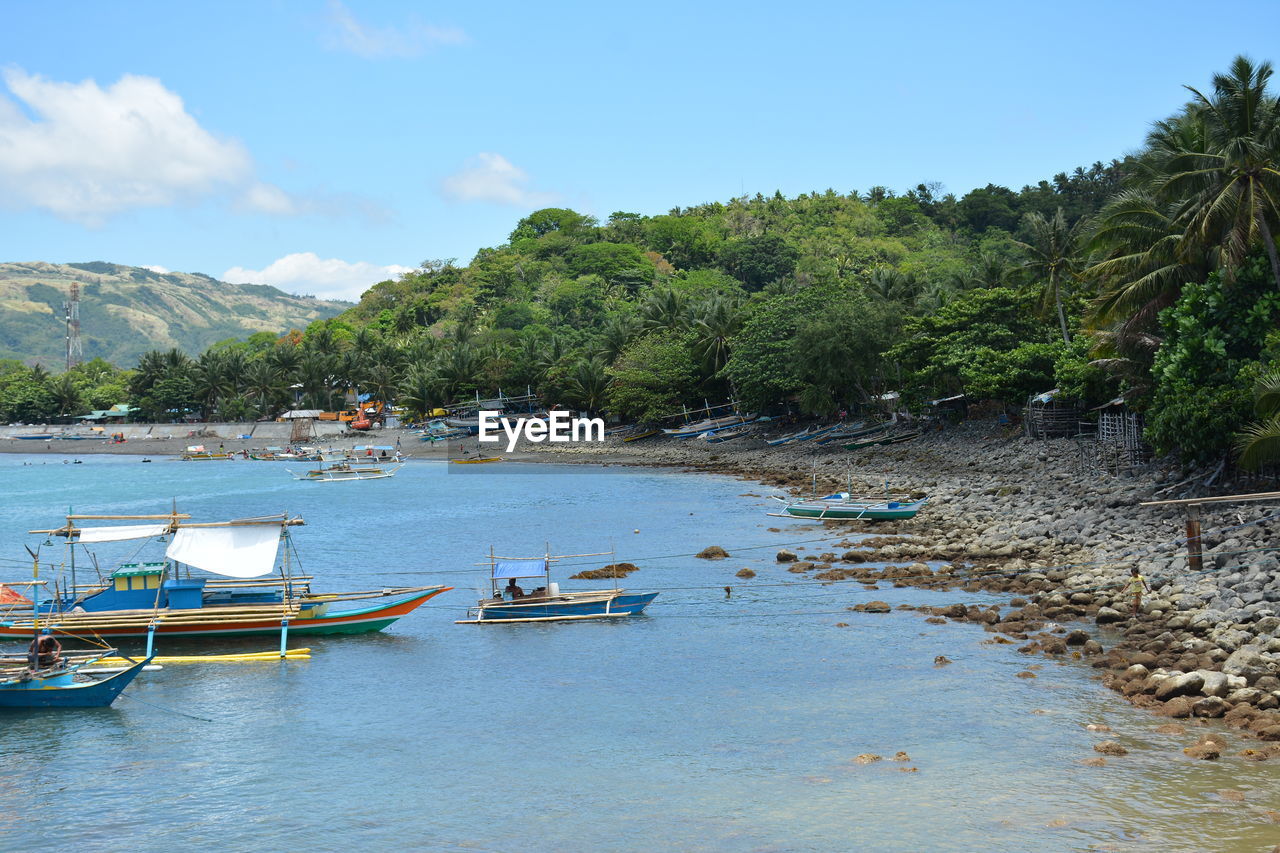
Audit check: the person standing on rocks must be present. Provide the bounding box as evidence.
[1126,567,1151,616]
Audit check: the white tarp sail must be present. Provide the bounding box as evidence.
[76,524,169,544]
[165,524,282,578]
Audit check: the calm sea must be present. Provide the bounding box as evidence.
[0,454,1276,852]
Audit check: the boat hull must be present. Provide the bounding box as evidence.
[779,498,928,521]
[0,658,149,708]
[465,591,658,623]
[0,588,450,640]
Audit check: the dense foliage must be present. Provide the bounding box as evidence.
[10,56,1280,473]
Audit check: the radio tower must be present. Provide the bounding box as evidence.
[63,282,82,370]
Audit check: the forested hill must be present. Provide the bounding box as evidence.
[0,261,348,367]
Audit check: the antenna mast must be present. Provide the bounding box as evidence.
[63,282,82,370]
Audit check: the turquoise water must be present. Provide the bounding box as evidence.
[1,455,1278,852]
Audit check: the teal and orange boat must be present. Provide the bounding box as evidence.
[0,509,450,642]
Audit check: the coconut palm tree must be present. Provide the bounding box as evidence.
[688,295,743,375]
[399,363,443,421]
[638,287,688,332]
[1236,370,1280,470]
[1015,208,1082,343]
[565,357,611,414]
[48,372,83,418]
[1158,56,1280,290]
[244,359,286,417]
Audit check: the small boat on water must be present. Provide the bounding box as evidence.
[0,651,150,709]
[451,456,502,464]
[770,494,929,521]
[0,510,450,641]
[456,548,658,624]
[0,575,151,708]
[291,460,401,481]
[181,445,232,461]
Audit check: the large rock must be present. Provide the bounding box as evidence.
[1196,670,1231,698]
[1189,609,1231,629]
[1095,607,1125,625]
[1223,646,1275,682]
[1191,696,1228,718]
[776,550,797,563]
[1154,672,1205,701]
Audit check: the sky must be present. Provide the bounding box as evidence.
[0,0,1277,302]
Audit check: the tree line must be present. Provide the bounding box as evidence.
[4,56,1279,468]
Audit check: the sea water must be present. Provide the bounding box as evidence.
[0,455,1277,852]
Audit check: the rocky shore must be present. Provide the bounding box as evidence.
[521,420,1280,763]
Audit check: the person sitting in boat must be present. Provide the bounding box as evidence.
[504,579,524,600]
[27,632,62,670]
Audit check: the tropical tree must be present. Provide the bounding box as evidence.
[1235,369,1280,470]
[688,295,743,375]
[1015,207,1081,343]
[1158,56,1280,290]
[565,357,611,413]
[48,372,83,417]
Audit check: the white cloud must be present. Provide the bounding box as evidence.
[240,182,299,216]
[441,152,558,207]
[0,69,255,224]
[323,0,467,58]
[141,264,170,274]
[223,252,413,302]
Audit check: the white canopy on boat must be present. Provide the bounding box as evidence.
[75,524,169,543]
[492,560,547,579]
[165,524,282,578]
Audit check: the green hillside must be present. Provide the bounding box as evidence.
[0,261,349,367]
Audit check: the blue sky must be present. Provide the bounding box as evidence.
[0,0,1276,301]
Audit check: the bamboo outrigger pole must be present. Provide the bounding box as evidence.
[1140,490,1280,573]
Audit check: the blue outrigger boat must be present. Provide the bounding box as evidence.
[456,547,658,624]
[0,653,150,708]
[0,572,150,709]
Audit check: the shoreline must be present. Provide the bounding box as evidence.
[9,422,1280,763]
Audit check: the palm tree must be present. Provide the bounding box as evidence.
[688,295,743,375]
[638,288,688,332]
[1158,56,1280,290]
[244,359,286,417]
[565,357,611,414]
[597,315,640,364]
[866,267,920,303]
[1015,208,1081,343]
[48,372,82,417]
[1083,189,1205,330]
[399,364,442,421]
[1236,370,1280,469]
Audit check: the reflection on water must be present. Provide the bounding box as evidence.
[0,455,1277,852]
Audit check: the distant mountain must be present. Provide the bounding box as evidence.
[0,261,349,367]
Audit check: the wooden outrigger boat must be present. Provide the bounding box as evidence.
[0,510,450,642]
[622,429,659,443]
[290,459,401,481]
[0,572,151,708]
[843,430,920,451]
[769,493,929,521]
[456,547,658,624]
[0,652,151,708]
[451,456,502,464]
